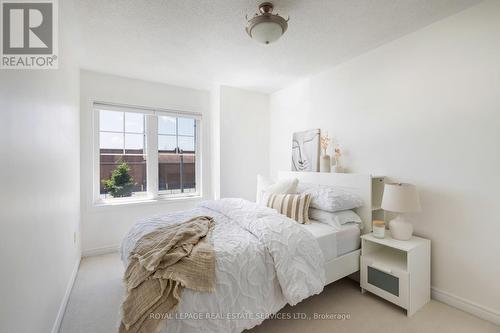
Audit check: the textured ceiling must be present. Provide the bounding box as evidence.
[75,0,481,93]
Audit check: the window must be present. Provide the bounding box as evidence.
[94,103,201,203]
[99,110,147,199]
[158,116,197,194]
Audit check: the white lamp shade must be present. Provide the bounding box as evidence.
[381,183,421,213]
[248,22,284,44]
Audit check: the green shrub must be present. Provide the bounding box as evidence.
[102,162,136,198]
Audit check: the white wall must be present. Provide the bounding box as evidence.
[270,0,500,320]
[218,86,270,200]
[210,86,221,199]
[0,1,81,332]
[80,71,211,254]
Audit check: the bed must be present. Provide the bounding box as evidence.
[120,172,373,333]
[279,171,373,284]
[302,221,361,260]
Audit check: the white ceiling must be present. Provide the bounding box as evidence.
[75,0,481,93]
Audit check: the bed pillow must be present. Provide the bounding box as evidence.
[309,208,363,229]
[266,193,312,224]
[256,175,298,204]
[297,183,363,212]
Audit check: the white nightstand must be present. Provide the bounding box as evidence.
[360,231,431,316]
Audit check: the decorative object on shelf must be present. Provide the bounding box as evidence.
[319,132,331,172]
[245,2,289,45]
[291,129,320,172]
[320,156,331,173]
[372,220,386,238]
[331,144,343,173]
[381,183,421,241]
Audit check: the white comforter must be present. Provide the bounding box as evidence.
[121,198,326,333]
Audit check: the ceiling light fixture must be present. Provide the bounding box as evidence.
[245,2,289,45]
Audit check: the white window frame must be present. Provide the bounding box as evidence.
[92,102,202,205]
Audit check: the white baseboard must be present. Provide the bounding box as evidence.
[432,287,500,326]
[51,257,81,333]
[82,245,119,257]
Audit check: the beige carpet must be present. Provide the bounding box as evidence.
[60,253,499,333]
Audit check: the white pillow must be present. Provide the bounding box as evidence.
[309,209,363,229]
[297,183,363,212]
[256,175,298,204]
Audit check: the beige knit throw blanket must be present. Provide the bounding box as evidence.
[119,216,215,333]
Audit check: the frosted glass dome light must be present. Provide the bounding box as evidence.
[246,2,288,45]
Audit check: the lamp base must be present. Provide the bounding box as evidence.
[389,215,413,241]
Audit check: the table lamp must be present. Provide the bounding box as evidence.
[381,183,421,240]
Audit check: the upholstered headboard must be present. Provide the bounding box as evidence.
[278,171,373,234]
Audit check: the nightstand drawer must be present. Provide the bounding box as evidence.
[361,256,409,308]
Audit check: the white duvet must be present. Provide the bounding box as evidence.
[121,198,326,333]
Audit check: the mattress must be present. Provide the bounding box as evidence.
[300,221,361,261]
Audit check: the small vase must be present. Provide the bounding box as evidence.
[331,159,343,173]
[320,155,331,172]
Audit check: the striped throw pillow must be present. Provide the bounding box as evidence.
[266,193,312,224]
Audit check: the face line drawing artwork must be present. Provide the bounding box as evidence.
[291,129,320,172]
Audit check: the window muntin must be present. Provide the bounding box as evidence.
[99,110,147,199]
[158,116,196,194]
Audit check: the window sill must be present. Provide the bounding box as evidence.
[93,194,203,208]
